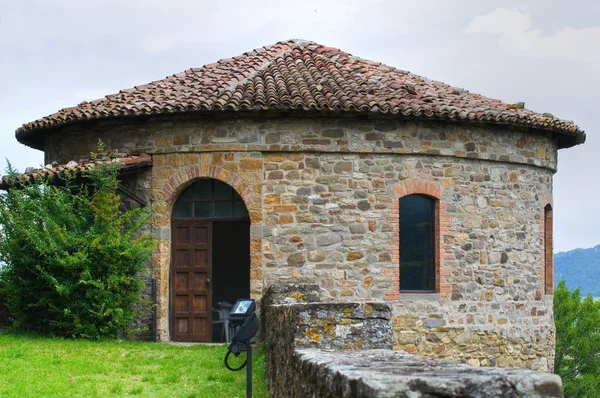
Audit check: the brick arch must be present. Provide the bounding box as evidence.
[386,179,452,300]
[391,179,443,200]
[162,164,259,213]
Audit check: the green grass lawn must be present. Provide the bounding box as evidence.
[0,333,269,397]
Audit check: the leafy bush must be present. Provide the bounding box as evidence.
[554,279,600,397]
[0,145,153,338]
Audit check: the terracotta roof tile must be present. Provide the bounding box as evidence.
[16,39,584,149]
[0,154,151,190]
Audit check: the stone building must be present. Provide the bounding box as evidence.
[6,40,584,371]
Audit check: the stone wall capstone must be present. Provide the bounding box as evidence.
[293,349,562,398]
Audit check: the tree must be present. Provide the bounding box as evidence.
[554,279,600,397]
[0,145,153,338]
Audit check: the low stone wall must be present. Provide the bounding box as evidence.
[262,284,562,397]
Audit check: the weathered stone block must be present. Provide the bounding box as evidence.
[239,158,261,170]
[424,317,442,328]
[349,223,367,234]
[287,253,306,267]
[333,161,352,173]
[307,250,327,262]
[265,132,281,144]
[322,128,344,138]
[347,251,364,261]
[373,121,397,132]
[317,233,342,247]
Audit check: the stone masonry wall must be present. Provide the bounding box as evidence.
[45,115,558,371]
[44,115,557,171]
[257,146,556,371]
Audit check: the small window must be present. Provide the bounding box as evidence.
[399,195,436,291]
[544,204,553,294]
[173,179,248,219]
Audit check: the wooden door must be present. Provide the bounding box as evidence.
[171,221,212,342]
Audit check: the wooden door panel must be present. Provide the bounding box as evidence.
[193,251,208,267]
[177,318,189,334]
[174,250,190,267]
[171,221,212,342]
[193,319,207,336]
[175,295,189,312]
[193,226,208,246]
[193,295,207,312]
[175,273,189,290]
[175,227,190,245]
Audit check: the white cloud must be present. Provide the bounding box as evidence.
[465,8,531,35]
[464,7,600,65]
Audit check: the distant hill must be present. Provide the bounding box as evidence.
[555,245,600,297]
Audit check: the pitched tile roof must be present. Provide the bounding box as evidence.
[0,154,151,190]
[16,39,584,149]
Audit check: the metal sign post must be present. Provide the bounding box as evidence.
[246,346,252,398]
[223,299,258,398]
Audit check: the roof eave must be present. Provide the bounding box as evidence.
[15,109,585,151]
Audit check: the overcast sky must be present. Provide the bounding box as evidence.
[0,0,598,252]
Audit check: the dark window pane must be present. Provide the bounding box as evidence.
[400,195,435,291]
[193,179,212,201]
[174,179,249,220]
[213,202,233,217]
[234,201,249,217]
[232,191,243,201]
[174,202,193,218]
[194,202,211,217]
[179,186,193,202]
[214,180,232,200]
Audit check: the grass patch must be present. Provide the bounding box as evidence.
[0,333,269,397]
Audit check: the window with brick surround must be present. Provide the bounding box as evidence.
[544,204,553,294]
[399,194,436,291]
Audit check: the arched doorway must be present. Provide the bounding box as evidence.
[170,178,250,342]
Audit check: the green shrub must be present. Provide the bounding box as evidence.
[0,144,153,338]
[554,279,600,397]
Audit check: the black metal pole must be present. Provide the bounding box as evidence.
[151,278,157,342]
[246,345,252,398]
